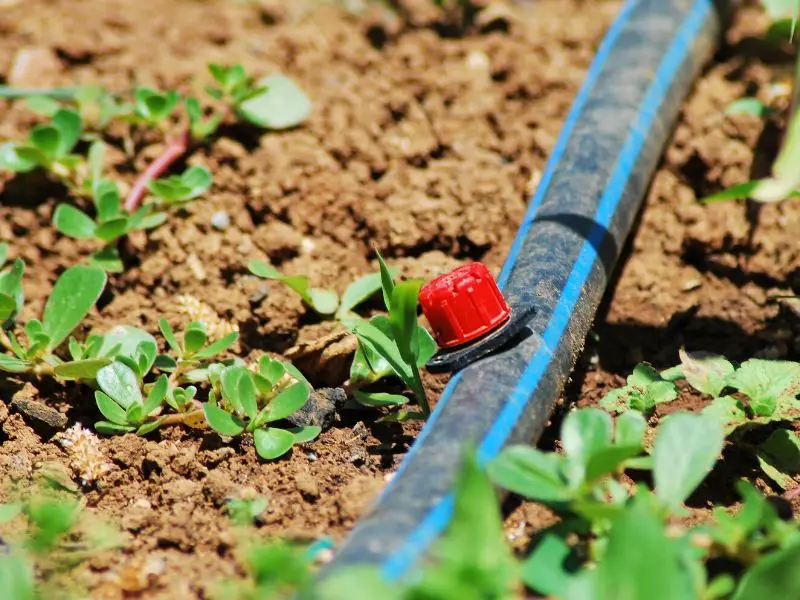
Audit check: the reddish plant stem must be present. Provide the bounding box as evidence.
[123,130,190,212]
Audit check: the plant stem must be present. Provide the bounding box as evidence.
[409,362,430,417]
[123,130,189,212]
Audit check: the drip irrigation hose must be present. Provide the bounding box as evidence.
[324,0,732,581]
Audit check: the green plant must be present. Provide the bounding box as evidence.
[0,264,107,377]
[345,251,436,417]
[0,490,124,600]
[202,358,320,460]
[0,243,25,325]
[93,364,169,435]
[53,175,168,272]
[227,496,269,527]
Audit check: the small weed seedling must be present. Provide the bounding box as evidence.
[0,263,107,377]
[202,358,320,460]
[0,490,124,600]
[345,251,436,417]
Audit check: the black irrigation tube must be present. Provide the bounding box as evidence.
[324,0,732,581]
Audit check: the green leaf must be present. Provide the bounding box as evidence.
[599,363,678,414]
[0,257,25,319]
[698,180,762,204]
[0,142,42,172]
[95,420,136,435]
[183,324,207,356]
[53,204,96,239]
[96,362,142,410]
[147,165,212,204]
[615,410,647,447]
[136,417,166,436]
[678,349,735,397]
[0,353,30,373]
[94,217,128,243]
[308,288,339,315]
[93,179,121,222]
[193,331,238,360]
[258,355,286,387]
[585,497,693,600]
[53,357,110,380]
[25,95,61,116]
[221,365,248,414]
[653,413,724,509]
[562,408,613,486]
[351,320,412,385]
[29,124,61,156]
[375,249,395,310]
[353,390,408,407]
[238,369,258,420]
[95,390,128,425]
[52,108,82,156]
[253,427,296,460]
[702,395,749,433]
[389,279,423,364]
[725,97,769,117]
[42,264,107,350]
[134,88,180,123]
[732,543,800,600]
[289,425,321,444]
[90,247,123,273]
[159,319,180,354]
[237,74,311,130]
[488,445,570,503]
[97,325,156,360]
[203,402,245,437]
[87,140,105,184]
[0,294,16,322]
[726,359,800,417]
[143,375,169,415]
[522,532,577,597]
[756,428,800,490]
[262,382,308,423]
[336,270,396,318]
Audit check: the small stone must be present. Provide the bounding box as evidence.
[286,387,346,431]
[186,253,207,281]
[352,421,368,441]
[8,47,62,87]
[249,281,270,304]
[11,383,67,430]
[295,472,320,500]
[465,50,490,71]
[681,279,702,292]
[210,211,230,231]
[349,446,368,466]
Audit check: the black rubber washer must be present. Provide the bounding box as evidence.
[425,304,536,372]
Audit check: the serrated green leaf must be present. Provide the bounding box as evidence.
[203,402,245,436]
[253,427,295,460]
[96,362,142,410]
[600,363,678,414]
[726,359,800,417]
[237,74,311,130]
[42,264,107,350]
[53,204,96,239]
[654,413,724,509]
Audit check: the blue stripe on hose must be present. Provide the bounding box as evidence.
[377,0,641,499]
[381,0,712,579]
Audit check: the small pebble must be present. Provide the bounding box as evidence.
[210,211,230,231]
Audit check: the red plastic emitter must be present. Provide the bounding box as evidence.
[419,262,511,349]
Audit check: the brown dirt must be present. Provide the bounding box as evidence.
[504,1,800,550]
[0,0,618,596]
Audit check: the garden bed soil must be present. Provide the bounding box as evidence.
[0,0,619,596]
[504,2,800,551]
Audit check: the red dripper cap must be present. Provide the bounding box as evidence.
[419,262,511,349]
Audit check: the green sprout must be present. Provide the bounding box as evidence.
[0,243,25,325]
[0,108,83,181]
[53,176,168,272]
[247,260,388,317]
[94,364,169,435]
[0,264,107,377]
[0,490,124,600]
[147,165,213,205]
[132,88,181,127]
[202,358,320,460]
[345,251,436,417]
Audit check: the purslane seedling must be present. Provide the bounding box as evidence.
[202,358,320,460]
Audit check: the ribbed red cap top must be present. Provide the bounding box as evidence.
[419,262,511,349]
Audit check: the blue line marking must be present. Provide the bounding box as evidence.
[381,0,712,580]
[378,0,642,497]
